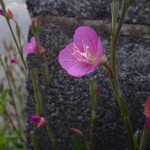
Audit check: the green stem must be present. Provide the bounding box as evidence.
[30,131,40,150]
[6,20,27,69]
[111,0,129,76]
[1,61,22,134]
[103,63,134,150]
[46,125,56,150]
[4,107,25,143]
[90,121,94,150]
[139,127,150,150]
[41,53,50,105]
[5,70,22,130]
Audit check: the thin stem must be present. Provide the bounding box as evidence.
[124,118,134,150]
[1,61,22,132]
[5,70,22,131]
[103,63,134,150]
[111,0,128,76]
[46,125,56,150]
[90,119,94,150]
[30,131,40,150]
[4,107,25,143]
[6,20,27,69]
[41,53,50,105]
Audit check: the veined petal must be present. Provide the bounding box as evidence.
[59,43,77,71]
[73,26,99,54]
[24,43,36,55]
[68,62,93,77]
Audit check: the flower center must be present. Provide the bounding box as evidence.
[72,40,96,64]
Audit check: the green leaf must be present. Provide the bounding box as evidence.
[133,130,139,150]
[16,25,21,41]
[0,135,7,148]
[71,136,86,150]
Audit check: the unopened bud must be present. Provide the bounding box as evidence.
[7,9,14,19]
[69,128,84,138]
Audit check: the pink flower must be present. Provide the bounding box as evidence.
[30,114,48,128]
[10,58,19,64]
[59,26,104,77]
[144,96,150,128]
[0,8,4,16]
[0,8,13,19]
[7,9,14,19]
[24,36,44,55]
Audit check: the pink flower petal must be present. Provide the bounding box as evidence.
[0,8,3,16]
[58,26,104,77]
[68,62,93,77]
[24,43,36,55]
[144,96,150,117]
[37,117,48,128]
[10,58,19,63]
[31,37,36,46]
[145,117,150,128]
[73,26,99,54]
[30,114,41,124]
[59,43,77,71]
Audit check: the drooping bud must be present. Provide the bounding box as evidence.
[30,114,48,128]
[7,9,13,19]
[0,8,4,16]
[69,128,85,139]
[10,58,19,64]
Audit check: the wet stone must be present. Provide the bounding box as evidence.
[26,24,150,149]
[26,0,150,24]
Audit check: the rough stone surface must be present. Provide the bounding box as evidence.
[26,0,150,25]
[26,24,150,150]
[25,0,150,149]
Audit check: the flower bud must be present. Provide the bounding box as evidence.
[30,114,48,128]
[7,9,14,19]
[69,128,84,138]
[0,8,4,16]
[10,58,19,64]
[144,96,150,128]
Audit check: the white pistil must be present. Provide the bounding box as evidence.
[72,41,96,64]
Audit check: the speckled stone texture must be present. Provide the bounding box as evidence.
[26,25,150,150]
[26,0,150,25]
[25,0,150,149]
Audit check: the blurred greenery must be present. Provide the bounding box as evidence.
[0,41,26,149]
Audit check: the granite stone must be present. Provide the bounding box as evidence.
[26,24,150,149]
[26,0,150,25]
